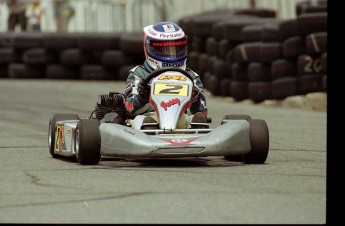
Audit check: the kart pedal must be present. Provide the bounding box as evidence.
[141,116,159,130]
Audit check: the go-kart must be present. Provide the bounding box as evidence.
[48,67,269,165]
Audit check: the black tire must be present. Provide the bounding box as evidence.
[197,53,209,77]
[297,12,327,36]
[261,22,283,43]
[46,64,79,79]
[305,32,327,54]
[43,32,78,50]
[80,65,115,80]
[231,81,248,101]
[222,115,252,162]
[244,119,269,164]
[218,39,231,60]
[321,52,327,74]
[119,32,143,55]
[12,32,44,49]
[298,74,323,94]
[75,119,101,165]
[48,113,80,158]
[0,48,21,64]
[187,51,199,71]
[241,24,263,43]
[247,62,271,82]
[248,82,272,102]
[271,77,298,99]
[207,74,221,96]
[220,77,232,96]
[283,36,305,59]
[213,58,227,79]
[0,65,8,78]
[8,63,45,79]
[205,37,218,56]
[22,48,57,65]
[77,32,120,51]
[271,59,298,80]
[279,19,300,40]
[234,42,262,63]
[231,62,248,81]
[59,48,92,66]
[260,42,283,63]
[225,119,269,164]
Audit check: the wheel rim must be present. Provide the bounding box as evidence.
[75,129,80,156]
[48,123,52,148]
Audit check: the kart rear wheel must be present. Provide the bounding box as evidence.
[221,114,251,125]
[75,119,101,165]
[244,119,269,164]
[48,113,79,158]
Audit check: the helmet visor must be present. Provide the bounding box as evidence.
[146,38,188,59]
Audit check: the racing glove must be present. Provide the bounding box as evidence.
[137,79,150,104]
[191,86,200,103]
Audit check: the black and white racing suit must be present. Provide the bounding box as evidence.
[124,60,208,117]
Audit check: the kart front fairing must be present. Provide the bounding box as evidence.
[99,70,251,158]
[99,119,251,158]
[149,71,194,130]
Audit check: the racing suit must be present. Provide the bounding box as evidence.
[124,60,208,117]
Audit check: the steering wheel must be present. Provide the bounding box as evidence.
[143,67,195,85]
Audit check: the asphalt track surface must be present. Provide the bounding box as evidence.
[0,79,326,224]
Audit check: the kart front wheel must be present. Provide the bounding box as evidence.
[224,119,269,164]
[48,113,79,158]
[244,119,269,164]
[75,119,101,165]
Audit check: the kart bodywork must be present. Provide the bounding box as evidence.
[48,67,269,165]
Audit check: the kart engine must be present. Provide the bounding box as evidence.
[94,92,128,121]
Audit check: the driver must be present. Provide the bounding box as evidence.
[120,22,208,128]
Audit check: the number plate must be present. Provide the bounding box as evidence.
[153,83,189,96]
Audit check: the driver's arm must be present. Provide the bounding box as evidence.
[124,67,151,116]
[188,70,208,116]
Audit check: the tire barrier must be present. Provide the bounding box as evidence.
[0,32,144,81]
[178,0,327,102]
[1,1,327,104]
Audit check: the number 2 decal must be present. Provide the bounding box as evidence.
[154,83,188,96]
[159,85,183,94]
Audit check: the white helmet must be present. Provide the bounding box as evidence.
[143,22,188,70]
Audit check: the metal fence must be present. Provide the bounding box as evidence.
[0,0,305,32]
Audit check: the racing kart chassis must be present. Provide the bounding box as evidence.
[48,67,269,165]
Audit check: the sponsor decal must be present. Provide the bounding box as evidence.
[159,136,201,145]
[163,24,176,32]
[124,128,135,135]
[159,33,183,39]
[54,125,66,152]
[125,83,134,91]
[147,27,157,37]
[158,74,187,81]
[152,40,187,47]
[162,61,184,67]
[160,134,196,139]
[148,57,159,65]
[125,100,134,111]
[160,98,180,111]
